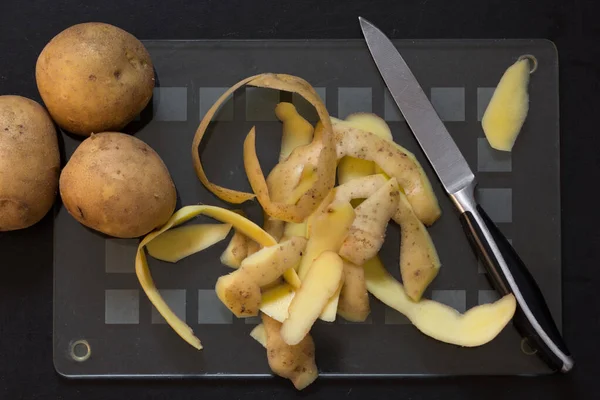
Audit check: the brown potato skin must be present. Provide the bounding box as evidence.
[0,96,60,231]
[261,313,318,390]
[36,22,154,136]
[59,132,176,238]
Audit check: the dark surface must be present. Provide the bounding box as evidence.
[0,0,598,399]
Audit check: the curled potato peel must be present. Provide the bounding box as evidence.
[191,75,261,204]
[192,74,335,212]
[136,205,286,350]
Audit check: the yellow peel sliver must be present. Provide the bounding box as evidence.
[146,223,232,263]
[364,256,516,347]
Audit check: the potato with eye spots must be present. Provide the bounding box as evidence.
[59,132,176,238]
[36,22,154,136]
[0,96,59,231]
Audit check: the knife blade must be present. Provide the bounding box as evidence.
[359,16,573,373]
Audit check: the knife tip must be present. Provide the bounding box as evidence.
[358,16,373,32]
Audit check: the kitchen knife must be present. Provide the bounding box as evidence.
[359,16,573,373]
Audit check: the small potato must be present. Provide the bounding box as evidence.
[59,132,176,238]
[36,23,154,136]
[0,96,59,231]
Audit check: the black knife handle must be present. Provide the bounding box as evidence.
[452,184,573,373]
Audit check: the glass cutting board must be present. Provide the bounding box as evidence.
[53,39,561,378]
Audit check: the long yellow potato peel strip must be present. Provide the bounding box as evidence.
[191,75,260,203]
[136,205,289,350]
[248,74,337,222]
[364,257,516,347]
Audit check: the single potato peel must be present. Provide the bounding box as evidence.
[147,223,232,263]
[363,256,516,347]
[281,251,344,346]
[392,191,441,301]
[482,56,533,151]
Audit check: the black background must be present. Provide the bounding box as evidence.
[1,0,599,399]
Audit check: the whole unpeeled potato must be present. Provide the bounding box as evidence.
[0,95,60,231]
[59,132,176,238]
[36,22,154,136]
